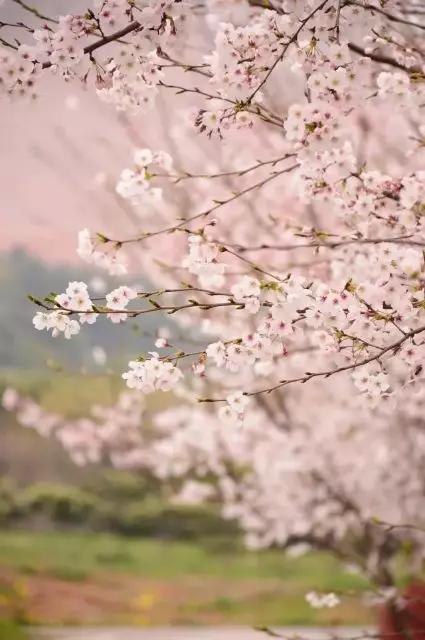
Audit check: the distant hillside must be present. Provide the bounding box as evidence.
[0,248,166,371]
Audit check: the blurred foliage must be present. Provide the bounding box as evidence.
[0,476,239,540]
[0,478,18,523]
[0,621,28,640]
[99,499,239,539]
[17,483,99,525]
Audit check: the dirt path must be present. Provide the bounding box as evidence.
[1,569,289,626]
[1,568,371,627]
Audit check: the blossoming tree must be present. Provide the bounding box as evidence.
[2,0,425,617]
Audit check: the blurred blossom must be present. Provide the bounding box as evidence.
[2,387,19,411]
[93,172,108,188]
[65,95,80,111]
[306,591,341,609]
[344,563,362,575]
[89,276,107,294]
[286,543,312,558]
[173,480,215,505]
[92,346,107,366]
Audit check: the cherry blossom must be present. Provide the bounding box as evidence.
[116,148,172,208]
[122,353,183,393]
[32,310,81,339]
[218,390,250,425]
[77,228,127,275]
[306,592,341,609]
[182,235,226,288]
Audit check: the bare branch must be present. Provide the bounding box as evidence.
[108,163,299,246]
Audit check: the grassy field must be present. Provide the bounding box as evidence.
[0,620,28,640]
[0,370,127,416]
[0,530,374,627]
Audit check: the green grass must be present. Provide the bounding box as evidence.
[0,369,175,418]
[0,370,123,417]
[0,531,374,626]
[185,592,329,626]
[0,621,28,640]
[0,530,368,587]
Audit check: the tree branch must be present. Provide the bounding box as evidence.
[200,324,425,402]
[42,20,141,69]
[348,42,416,72]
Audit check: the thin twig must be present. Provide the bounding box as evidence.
[109,163,299,246]
[247,0,329,103]
[11,0,58,24]
[347,1,425,31]
[221,234,425,253]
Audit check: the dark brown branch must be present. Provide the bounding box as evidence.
[348,42,416,72]
[42,20,141,69]
[0,37,18,50]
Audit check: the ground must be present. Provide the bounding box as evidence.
[0,531,374,627]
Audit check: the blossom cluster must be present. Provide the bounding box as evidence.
[218,391,250,426]
[305,592,341,609]
[0,46,38,100]
[182,235,226,288]
[0,0,187,109]
[116,148,173,208]
[207,12,292,100]
[77,228,127,275]
[123,353,183,393]
[32,281,140,338]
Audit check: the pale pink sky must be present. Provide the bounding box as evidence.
[1,1,238,265]
[1,78,145,263]
[1,0,155,263]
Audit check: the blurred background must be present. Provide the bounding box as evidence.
[0,1,379,637]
